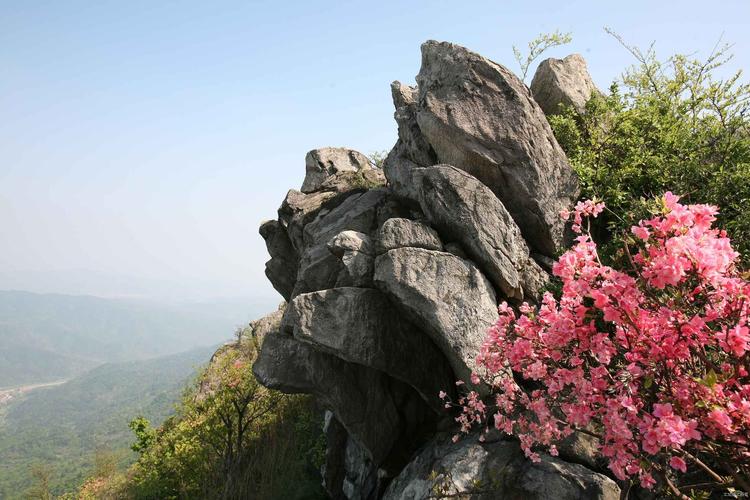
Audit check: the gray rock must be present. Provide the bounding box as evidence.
[383,82,438,184]
[303,189,386,248]
[556,430,602,471]
[415,40,578,255]
[328,230,374,256]
[376,218,443,254]
[302,147,374,193]
[286,287,454,410]
[342,430,381,500]
[278,188,340,253]
[383,436,620,500]
[373,247,496,386]
[322,411,348,500]
[318,168,386,194]
[531,54,599,116]
[412,165,547,301]
[328,231,375,287]
[336,251,374,287]
[293,242,345,297]
[292,190,386,296]
[444,242,467,259]
[253,330,402,464]
[259,220,299,300]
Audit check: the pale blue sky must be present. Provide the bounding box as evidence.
[2,0,749,302]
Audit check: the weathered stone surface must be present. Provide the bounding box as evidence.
[557,430,602,471]
[444,242,467,259]
[531,54,599,116]
[328,230,374,256]
[302,147,374,193]
[286,287,454,410]
[318,169,386,194]
[253,331,401,464]
[278,189,340,253]
[342,430,381,500]
[383,82,438,183]
[303,190,386,248]
[293,190,386,296]
[336,251,374,287]
[383,436,620,500]
[373,247,496,385]
[322,412,348,500]
[415,40,578,255]
[259,220,298,300]
[327,231,375,287]
[412,165,547,301]
[376,218,443,254]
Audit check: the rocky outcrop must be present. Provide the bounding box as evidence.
[383,435,620,500]
[247,40,615,500]
[531,54,599,116]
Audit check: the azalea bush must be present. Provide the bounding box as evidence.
[447,194,750,496]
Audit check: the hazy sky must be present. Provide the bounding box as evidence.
[2,0,749,302]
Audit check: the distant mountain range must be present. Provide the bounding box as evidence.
[0,290,272,388]
[0,344,217,497]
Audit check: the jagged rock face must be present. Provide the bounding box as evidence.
[414,40,578,256]
[374,247,497,387]
[531,54,599,116]
[383,435,620,500]
[250,40,602,500]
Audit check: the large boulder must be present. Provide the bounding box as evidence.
[382,436,620,500]
[414,40,578,255]
[373,247,497,386]
[411,165,547,302]
[302,148,376,193]
[285,287,454,410]
[531,54,599,116]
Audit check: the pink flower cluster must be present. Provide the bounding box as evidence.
[454,193,750,489]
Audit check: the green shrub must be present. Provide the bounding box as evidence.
[549,34,750,264]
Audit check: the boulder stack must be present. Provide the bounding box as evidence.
[250,41,613,499]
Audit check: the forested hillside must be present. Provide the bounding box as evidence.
[0,345,216,497]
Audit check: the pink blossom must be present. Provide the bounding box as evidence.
[450,194,750,490]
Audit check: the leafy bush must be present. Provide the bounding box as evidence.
[549,35,750,264]
[451,195,750,496]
